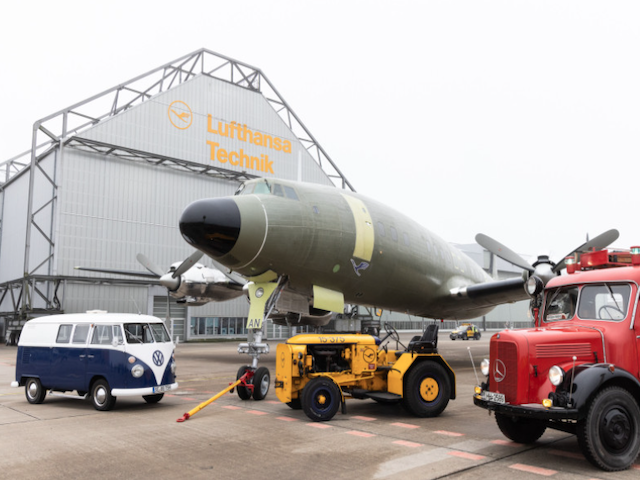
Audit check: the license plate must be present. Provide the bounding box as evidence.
[482,391,506,404]
[154,385,172,393]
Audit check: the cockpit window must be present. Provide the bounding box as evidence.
[577,284,630,321]
[234,180,299,200]
[544,284,631,322]
[272,183,285,197]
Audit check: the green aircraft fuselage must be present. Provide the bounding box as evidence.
[179,178,525,321]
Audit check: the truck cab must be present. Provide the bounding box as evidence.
[474,248,640,472]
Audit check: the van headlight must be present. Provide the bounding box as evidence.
[480,359,490,376]
[131,364,144,378]
[549,365,564,386]
[170,361,177,375]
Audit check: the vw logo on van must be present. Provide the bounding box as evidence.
[493,359,507,383]
[153,351,165,366]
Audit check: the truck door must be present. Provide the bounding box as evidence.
[635,298,640,380]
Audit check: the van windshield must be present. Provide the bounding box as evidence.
[124,323,171,343]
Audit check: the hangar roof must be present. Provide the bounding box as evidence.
[0,48,354,191]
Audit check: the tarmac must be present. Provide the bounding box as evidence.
[0,331,638,479]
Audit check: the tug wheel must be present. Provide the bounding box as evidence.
[236,365,252,400]
[302,377,341,422]
[577,386,640,471]
[402,362,450,417]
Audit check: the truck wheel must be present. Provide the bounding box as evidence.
[236,365,252,400]
[91,379,116,411]
[577,386,640,471]
[25,377,46,404]
[402,362,450,417]
[252,367,270,401]
[495,413,546,443]
[302,377,341,422]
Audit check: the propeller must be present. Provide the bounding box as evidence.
[137,251,203,291]
[476,229,620,285]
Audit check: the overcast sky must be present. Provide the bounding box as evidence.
[2,1,639,264]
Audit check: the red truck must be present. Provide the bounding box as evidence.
[474,248,640,471]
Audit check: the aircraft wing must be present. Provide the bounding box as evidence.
[74,266,159,279]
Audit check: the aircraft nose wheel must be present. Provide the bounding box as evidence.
[235,365,271,401]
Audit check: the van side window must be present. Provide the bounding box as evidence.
[56,325,73,343]
[72,324,90,344]
[91,325,114,345]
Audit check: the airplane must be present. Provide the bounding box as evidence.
[178,177,618,398]
[75,251,244,306]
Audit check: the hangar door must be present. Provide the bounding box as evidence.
[153,297,186,342]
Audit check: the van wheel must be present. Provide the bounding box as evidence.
[252,367,270,401]
[91,379,116,411]
[495,413,546,443]
[25,378,46,404]
[577,386,640,471]
[143,393,164,404]
[402,362,450,417]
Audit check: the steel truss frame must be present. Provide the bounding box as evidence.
[0,48,354,336]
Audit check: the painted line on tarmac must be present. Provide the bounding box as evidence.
[306,422,332,429]
[509,463,557,476]
[347,430,376,438]
[447,451,486,461]
[433,430,465,437]
[392,440,423,448]
[246,410,269,416]
[276,416,298,422]
[390,422,420,429]
[352,415,377,421]
[222,405,242,410]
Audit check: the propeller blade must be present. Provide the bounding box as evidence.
[136,253,164,277]
[74,266,158,279]
[172,251,204,278]
[209,258,247,286]
[475,233,535,273]
[553,229,620,273]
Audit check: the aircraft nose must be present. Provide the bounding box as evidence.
[179,198,241,258]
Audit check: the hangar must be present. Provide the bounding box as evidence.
[0,48,527,343]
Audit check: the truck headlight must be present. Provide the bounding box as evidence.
[131,364,144,378]
[480,359,490,376]
[549,365,564,386]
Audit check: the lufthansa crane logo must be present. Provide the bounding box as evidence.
[168,100,193,130]
[153,350,165,367]
[493,359,507,383]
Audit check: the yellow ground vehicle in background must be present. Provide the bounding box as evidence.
[274,324,455,421]
[449,323,481,340]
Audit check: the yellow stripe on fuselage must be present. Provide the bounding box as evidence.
[341,194,374,262]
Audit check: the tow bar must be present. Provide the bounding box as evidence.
[176,370,255,422]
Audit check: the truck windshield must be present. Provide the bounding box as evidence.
[544,286,578,321]
[577,284,630,321]
[544,283,631,322]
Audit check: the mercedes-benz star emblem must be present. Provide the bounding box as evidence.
[493,359,507,383]
[153,350,165,367]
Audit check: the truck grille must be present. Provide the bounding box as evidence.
[535,343,592,359]
[490,340,518,403]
